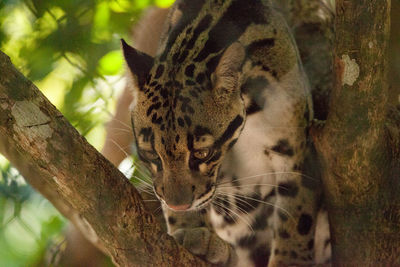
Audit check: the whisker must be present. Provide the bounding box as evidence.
[106,127,133,134]
[131,164,153,181]
[214,196,254,232]
[217,171,316,186]
[135,187,154,195]
[220,194,257,226]
[105,116,132,130]
[131,161,152,178]
[213,198,239,225]
[218,183,282,189]
[131,175,153,189]
[217,191,294,222]
[135,183,153,190]
[109,139,131,158]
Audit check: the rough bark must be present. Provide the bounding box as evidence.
[313,0,400,266]
[0,50,206,267]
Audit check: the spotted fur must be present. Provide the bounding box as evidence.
[123,0,330,266]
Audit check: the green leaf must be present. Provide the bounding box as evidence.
[92,1,111,42]
[155,0,175,8]
[98,50,123,75]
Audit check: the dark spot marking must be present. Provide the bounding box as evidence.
[308,239,314,250]
[154,64,164,79]
[252,206,273,230]
[236,193,260,213]
[158,0,206,61]
[146,102,161,116]
[185,64,195,77]
[187,133,194,150]
[227,138,238,150]
[151,113,162,124]
[194,1,267,62]
[160,88,168,99]
[278,210,288,221]
[246,39,275,56]
[155,84,162,91]
[175,134,180,143]
[279,229,290,239]
[246,100,262,115]
[139,127,152,142]
[278,181,299,197]
[177,50,189,64]
[207,151,221,163]
[194,126,211,137]
[297,205,302,211]
[196,72,206,84]
[205,54,223,78]
[271,139,294,156]
[177,117,185,127]
[215,115,244,148]
[238,234,257,248]
[250,244,270,267]
[168,216,176,225]
[224,215,235,224]
[186,80,196,86]
[189,90,198,97]
[297,214,313,235]
[184,116,192,127]
[186,14,213,50]
[290,251,298,259]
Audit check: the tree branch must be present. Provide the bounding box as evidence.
[0,50,206,266]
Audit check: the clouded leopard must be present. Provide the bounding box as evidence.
[122,0,329,266]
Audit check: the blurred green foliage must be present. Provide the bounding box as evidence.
[0,0,174,266]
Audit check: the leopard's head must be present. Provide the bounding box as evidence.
[122,40,246,211]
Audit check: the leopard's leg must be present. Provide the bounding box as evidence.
[268,147,322,266]
[163,205,238,266]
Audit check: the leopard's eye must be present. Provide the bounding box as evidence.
[141,150,159,161]
[193,148,212,160]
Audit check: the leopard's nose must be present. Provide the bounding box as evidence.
[167,204,191,211]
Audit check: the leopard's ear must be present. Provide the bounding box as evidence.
[121,39,154,88]
[212,42,245,102]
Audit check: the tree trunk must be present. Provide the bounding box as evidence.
[313,0,400,266]
[0,51,206,267]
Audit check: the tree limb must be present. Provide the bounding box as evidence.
[0,50,206,266]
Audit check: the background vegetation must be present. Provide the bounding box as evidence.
[0,0,173,265]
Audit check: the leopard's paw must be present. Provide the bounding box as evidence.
[172,227,237,266]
